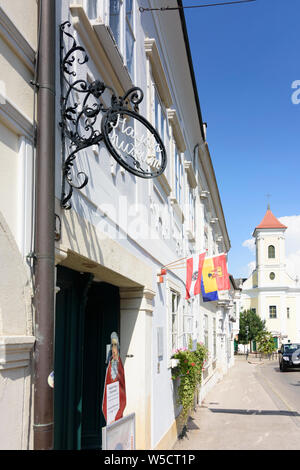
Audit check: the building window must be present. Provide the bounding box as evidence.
[269,272,275,280]
[109,0,121,48]
[125,0,134,77]
[269,306,277,319]
[154,88,168,148]
[171,290,180,351]
[213,317,216,359]
[268,245,275,259]
[183,302,193,349]
[86,0,98,19]
[204,230,208,253]
[174,147,183,205]
[189,187,195,234]
[204,314,209,350]
[109,0,135,78]
[287,307,290,319]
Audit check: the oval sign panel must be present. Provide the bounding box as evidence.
[101,108,167,178]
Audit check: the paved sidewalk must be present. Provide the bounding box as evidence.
[172,356,300,450]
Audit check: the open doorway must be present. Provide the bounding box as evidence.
[54,265,120,450]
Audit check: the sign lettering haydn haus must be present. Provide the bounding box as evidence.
[102,111,166,177]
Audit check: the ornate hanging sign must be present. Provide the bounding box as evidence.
[60,21,167,209]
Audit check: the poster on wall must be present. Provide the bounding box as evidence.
[102,413,136,450]
[102,332,126,425]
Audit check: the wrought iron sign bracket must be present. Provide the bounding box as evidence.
[60,21,166,210]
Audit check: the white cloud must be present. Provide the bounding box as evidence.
[241,237,255,278]
[242,237,255,253]
[247,260,256,276]
[242,214,300,281]
[279,215,300,279]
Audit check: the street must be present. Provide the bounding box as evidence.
[254,357,300,425]
[173,356,300,450]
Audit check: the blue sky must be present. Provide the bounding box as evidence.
[183,0,300,278]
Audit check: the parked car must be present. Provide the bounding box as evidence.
[278,343,300,371]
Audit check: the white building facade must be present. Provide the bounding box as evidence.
[0,0,238,450]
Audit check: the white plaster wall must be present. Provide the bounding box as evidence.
[0,213,34,449]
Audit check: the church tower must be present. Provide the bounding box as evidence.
[241,206,300,346]
[253,205,287,289]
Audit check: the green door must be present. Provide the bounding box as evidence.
[81,282,120,449]
[54,266,92,450]
[54,266,120,450]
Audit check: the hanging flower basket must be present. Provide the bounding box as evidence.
[171,341,208,423]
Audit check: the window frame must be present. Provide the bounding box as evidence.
[124,0,135,78]
[170,289,180,354]
[188,186,195,235]
[213,317,217,359]
[269,305,277,319]
[268,245,275,259]
[85,0,99,19]
[89,0,135,79]
[204,314,209,350]
[174,147,183,206]
[154,87,168,146]
[182,302,193,349]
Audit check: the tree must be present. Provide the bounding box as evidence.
[256,331,277,357]
[238,310,266,352]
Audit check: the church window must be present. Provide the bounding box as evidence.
[287,307,290,319]
[269,272,275,280]
[269,306,277,319]
[268,245,275,258]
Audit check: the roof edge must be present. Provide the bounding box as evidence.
[177,0,205,142]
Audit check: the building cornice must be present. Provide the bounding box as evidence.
[0,94,33,140]
[0,6,35,73]
[167,108,186,153]
[0,336,35,370]
[242,286,300,294]
[144,38,173,109]
[184,160,197,188]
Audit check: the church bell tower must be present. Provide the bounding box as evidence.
[253,205,287,288]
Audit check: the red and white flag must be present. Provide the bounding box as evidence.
[185,252,206,299]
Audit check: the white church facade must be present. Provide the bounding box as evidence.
[241,206,300,347]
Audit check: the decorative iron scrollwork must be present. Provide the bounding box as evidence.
[60,21,166,210]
